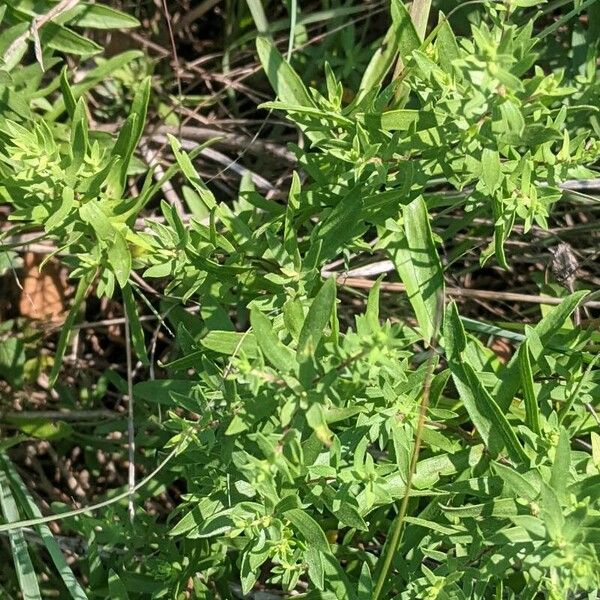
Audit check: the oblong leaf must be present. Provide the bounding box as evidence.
[284,508,330,553]
[391,196,443,342]
[256,37,314,108]
[297,278,336,362]
[250,308,295,373]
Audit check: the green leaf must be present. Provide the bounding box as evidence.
[108,570,129,600]
[591,432,600,471]
[122,284,149,365]
[200,331,258,357]
[390,196,443,343]
[540,482,564,541]
[169,506,203,536]
[0,468,41,600]
[493,462,538,501]
[365,276,382,332]
[444,305,500,451]
[435,11,460,72]
[358,13,409,101]
[306,546,324,590]
[297,278,336,362]
[365,109,420,131]
[250,308,295,373]
[519,340,540,435]
[240,550,259,595]
[66,4,140,29]
[284,509,330,553]
[79,200,115,241]
[463,363,529,464]
[246,0,269,36]
[357,562,373,600]
[550,428,571,503]
[106,231,131,289]
[0,456,88,599]
[358,25,396,98]
[390,0,422,55]
[256,37,314,108]
[48,272,93,387]
[493,291,589,411]
[40,22,102,56]
[8,419,72,441]
[283,299,304,341]
[315,188,364,260]
[112,77,151,187]
[481,148,501,193]
[193,512,235,538]
[168,136,216,211]
[59,66,76,118]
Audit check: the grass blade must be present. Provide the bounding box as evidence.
[0,466,41,600]
[0,455,88,599]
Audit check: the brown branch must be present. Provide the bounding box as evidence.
[334,276,600,309]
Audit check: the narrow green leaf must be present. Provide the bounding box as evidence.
[305,546,324,590]
[41,22,102,56]
[493,462,538,501]
[59,66,76,118]
[200,331,258,357]
[79,200,115,241]
[591,431,600,471]
[49,272,93,387]
[540,482,564,541]
[297,278,336,361]
[250,308,295,373]
[550,428,571,503]
[108,231,131,289]
[435,11,459,72]
[0,468,41,600]
[66,4,140,29]
[365,109,419,131]
[0,456,88,599]
[390,196,443,343]
[111,77,150,187]
[445,305,496,452]
[284,509,330,553]
[256,37,314,108]
[358,24,399,100]
[390,0,422,55]
[246,0,269,36]
[168,135,217,211]
[283,299,304,341]
[463,363,529,464]
[122,284,149,365]
[481,148,501,193]
[519,340,540,435]
[169,506,203,536]
[357,562,373,600]
[494,291,589,411]
[315,188,364,260]
[366,276,382,332]
[108,570,129,600]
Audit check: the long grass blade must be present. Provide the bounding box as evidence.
[0,466,41,599]
[0,455,88,599]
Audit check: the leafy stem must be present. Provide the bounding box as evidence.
[372,292,443,599]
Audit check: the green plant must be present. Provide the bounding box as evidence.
[1,0,600,598]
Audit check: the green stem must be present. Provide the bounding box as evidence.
[371,294,443,600]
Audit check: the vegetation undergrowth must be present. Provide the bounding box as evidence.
[0,0,599,598]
